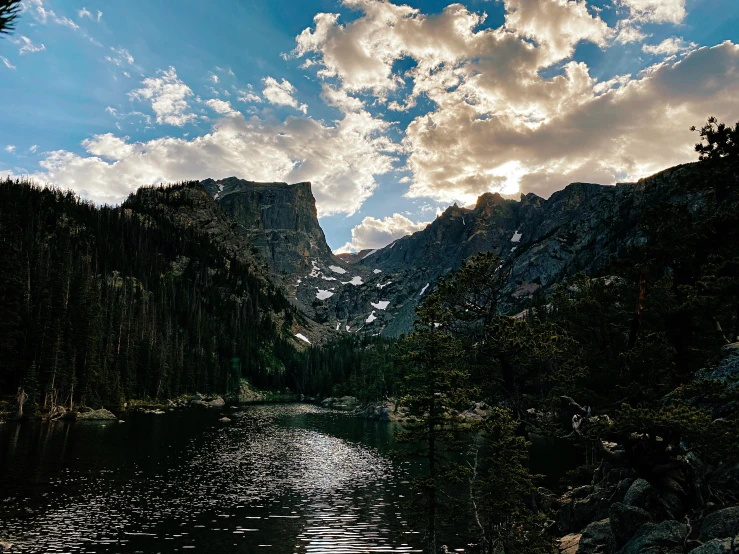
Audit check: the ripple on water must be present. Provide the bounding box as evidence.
[0,404,423,553]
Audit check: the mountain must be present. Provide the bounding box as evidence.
[258,161,733,338]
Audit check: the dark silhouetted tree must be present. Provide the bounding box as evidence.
[0,0,21,35]
[691,116,739,162]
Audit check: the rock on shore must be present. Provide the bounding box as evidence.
[76,408,117,420]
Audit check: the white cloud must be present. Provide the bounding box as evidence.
[503,0,613,64]
[27,98,397,214]
[13,35,46,55]
[97,10,102,22]
[1,56,16,70]
[236,88,262,103]
[78,7,92,19]
[5,145,16,153]
[204,98,236,115]
[129,67,197,126]
[210,74,219,84]
[642,36,696,56]
[105,47,135,66]
[23,0,79,29]
[29,145,38,153]
[615,0,686,44]
[53,15,78,30]
[262,77,308,113]
[336,213,429,253]
[617,0,686,25]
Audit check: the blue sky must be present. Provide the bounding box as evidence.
[2,0,739,252]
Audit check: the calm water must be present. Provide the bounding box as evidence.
[0,404,426,554]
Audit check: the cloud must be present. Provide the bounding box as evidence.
[236,86,262,103]
[404,42,739,204]
[5,145,16,153]
[336,213,430,253]
[78,7,92,19]
[503,0,613,64]
[27,94,398,214]
[29,145,38,153]
[642,36,696,56]
[129,67,196,126]
[291,1,739,206]
[204,98,236,114]
[210,74,219,84]
[615,0,686,44]
[617,0,686,25]
[13,35,46,55]
[1,56,16,69]
[23,0,79,29]
[106,47,134,66]
[262,77,308,113]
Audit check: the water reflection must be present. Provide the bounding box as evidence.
[0,404,422,553]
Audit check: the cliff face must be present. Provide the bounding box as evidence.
[202,177,337,278]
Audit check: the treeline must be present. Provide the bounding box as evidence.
[0,179,302,412]
[300,334,397,400]
[392,154,739,552]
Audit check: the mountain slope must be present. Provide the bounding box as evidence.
[0,180,308,408]
[328,161,735,336]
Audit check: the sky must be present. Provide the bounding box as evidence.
[1,0,739,253]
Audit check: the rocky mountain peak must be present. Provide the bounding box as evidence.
[201,177,339,279]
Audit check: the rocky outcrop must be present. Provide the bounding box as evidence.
[609,503,652,547]
[320,396,358,410]
[699,507,739,542]
[203,178,337,279]
[690,537,739,553]
[696,342,739,387]
[617,520,688,554]
[577,519,615,554]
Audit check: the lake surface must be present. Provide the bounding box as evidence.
[0,404,428,554]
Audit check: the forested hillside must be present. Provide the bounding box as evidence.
[0,180,303,412]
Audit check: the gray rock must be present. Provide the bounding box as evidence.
[689,537,738,554]
[623,479,657,511]
[708,463,739,497]
[209,397,225,408]
[577,519,615,554]
[699,507,739,542]
[696,342,739,386]
[321,396,358,410]
[617,520,688,554]
[219,417,231,424]
[76,408,117,420]
[609,502,652,546]
[558,486,610,534]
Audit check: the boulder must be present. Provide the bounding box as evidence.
[560,533,581,554]
[696,342,739,386]
[209,397,225,408]
[577,519,615,554]
[689,538,738,554]
[609,502,651,546]
[708,463,739,498]
[699,507,739,542]
[617,520,688,554]
[76,408,117,421]
[558,486,610,534]
[219,417,231,424]
[623,479,657,511]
